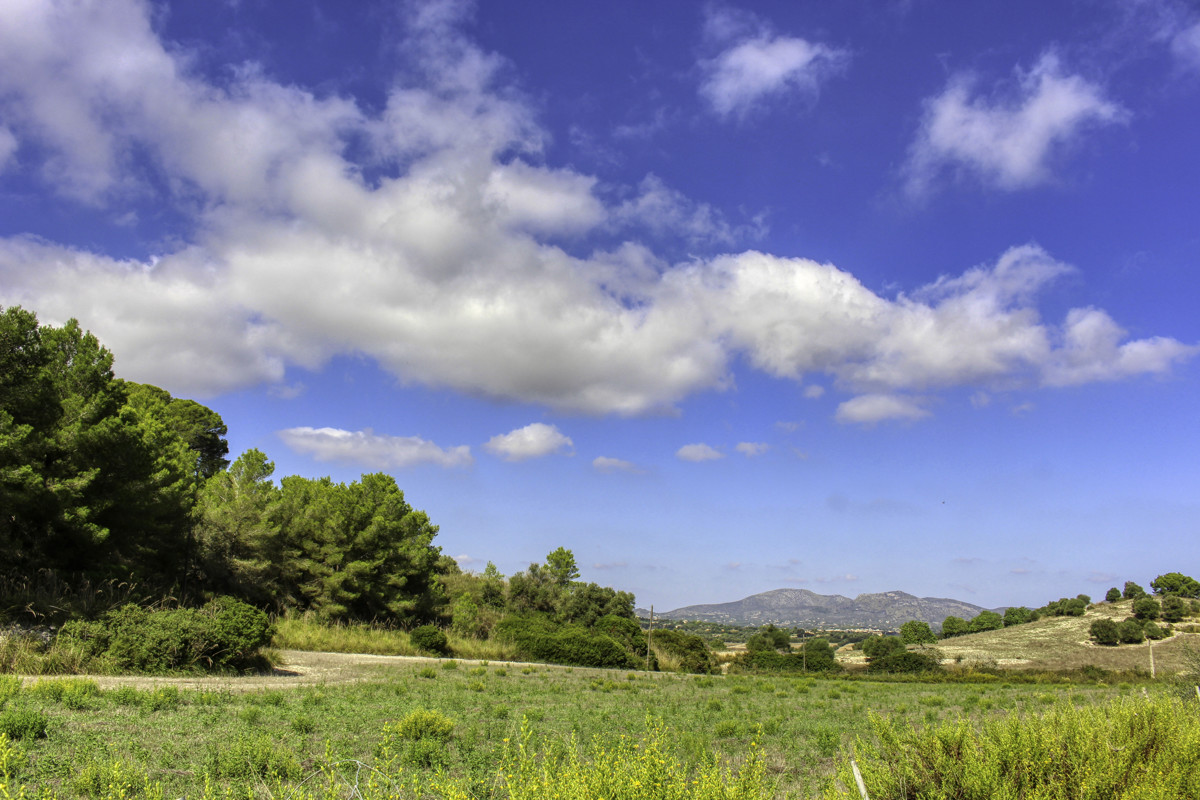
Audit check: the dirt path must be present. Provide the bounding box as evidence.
[17,650,514,692]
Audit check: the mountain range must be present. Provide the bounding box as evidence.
[641,588,997,630]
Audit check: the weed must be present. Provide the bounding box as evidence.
[0,708,48,740]
[418,666,437,679]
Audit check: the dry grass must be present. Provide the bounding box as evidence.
[930,598,1200,674]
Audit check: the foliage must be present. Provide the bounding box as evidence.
[1123,581,1146,600]
[0,307,219,588]
[410,625,450,656]
[968,610,1004,633]
[56,596,271,672]
[1003,606,1038,626]
[1117,619,1145,644]
[647,629,714,674]
[737,637,838,673]
[386,708,456,742]
[1151,572,1200,598]
[862,635,905,660]
[1161,595,1186,623]
[1105,587,1122,603]
[826,695,1200,800]
[1039,597,1086,617]
[900,620,937,644]
[1090,618,1120,646]
[493,616,639,669]
[500,717,770,800]
[1132,596,1161,620]
[941,616,968,637]
[0,708,47,740]
[745,623,791,652]
[866,649,943,674]
[543,547,580,586]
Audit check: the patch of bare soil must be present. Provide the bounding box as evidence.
[17,650,485,692]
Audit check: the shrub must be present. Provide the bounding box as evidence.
[1090,618,1120,646]
[1123,581,1146,600]
[969,611,1004,632]
[1161,595,1186,623]
[862,636,905,660]
[941,616,968,637]
[388,708,456,742]
[1118,619,1145,644]
[1142,622,1167,640]
[1105,587,1122,603]
[56,597,271,672]
[648,629,714,674]
[900,621,937,644]
[0,708,48,740]
[494,616,639,669]
[866,650,943,674]
[0,676,19,709]
[1133,597,1161,621]
[410,625,450,656]
[202,731,300,781]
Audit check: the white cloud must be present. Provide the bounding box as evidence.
[835,394,930,425]
[0,126,16,172]
[0,1,1191,424]
[699,7,848,120]
[803,384,825,399]
[676,443,724,462]
[484,423,574,461]
[1172,22,1200,71]
[593,456,643,474]
[736,442,769,457]
[278,426,473,469]
[1042,307,1198,386]
[905,52,1126,196]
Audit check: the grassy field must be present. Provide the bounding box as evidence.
[0,655,1175,799]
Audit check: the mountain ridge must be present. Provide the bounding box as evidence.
[643,587,997,630]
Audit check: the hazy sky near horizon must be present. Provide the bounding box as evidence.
[2,0,1198,611]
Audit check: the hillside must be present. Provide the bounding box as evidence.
[845,598,1200,674]
[657,587,992,629]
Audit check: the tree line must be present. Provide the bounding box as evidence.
[2,307,717,672]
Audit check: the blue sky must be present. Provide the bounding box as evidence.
[2,0,1198,612]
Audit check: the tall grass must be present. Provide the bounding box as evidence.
[272,615,517,661]
[825,694,1200,799]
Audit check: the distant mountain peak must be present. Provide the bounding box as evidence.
[657,587,990,629]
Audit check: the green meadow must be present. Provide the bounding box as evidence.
[3,661,1193,799]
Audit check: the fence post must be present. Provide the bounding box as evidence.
[851,759,870,800]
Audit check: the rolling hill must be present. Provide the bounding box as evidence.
[652,587,994,630]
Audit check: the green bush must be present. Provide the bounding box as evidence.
[1132,597,1161,621]
[56,597,271,672]
[1090,618,1120,646]
[409,624,450,656]
[1118,619,1145,644]
[388,708,456,742]
[494,616,638,669]
[648,629,714,674]
[0,708,48,740]
[862,636,905,659]
[0,675,19,709]
[1161,595,1186,623]
[867,650,943,674]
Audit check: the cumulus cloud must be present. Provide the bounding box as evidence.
[905,52,1125,196]
[836,394,930,425]
[484,423,574,461]
[593,456,643,474]
[0,0,1192,424]
[1172,22,1200,71]
[0,126,16,172]
[736,442,769,456]
[278,426,473,468]
[676,443,724,462]
[699,6,848,120]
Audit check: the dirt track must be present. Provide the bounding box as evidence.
[16,650,500,692]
